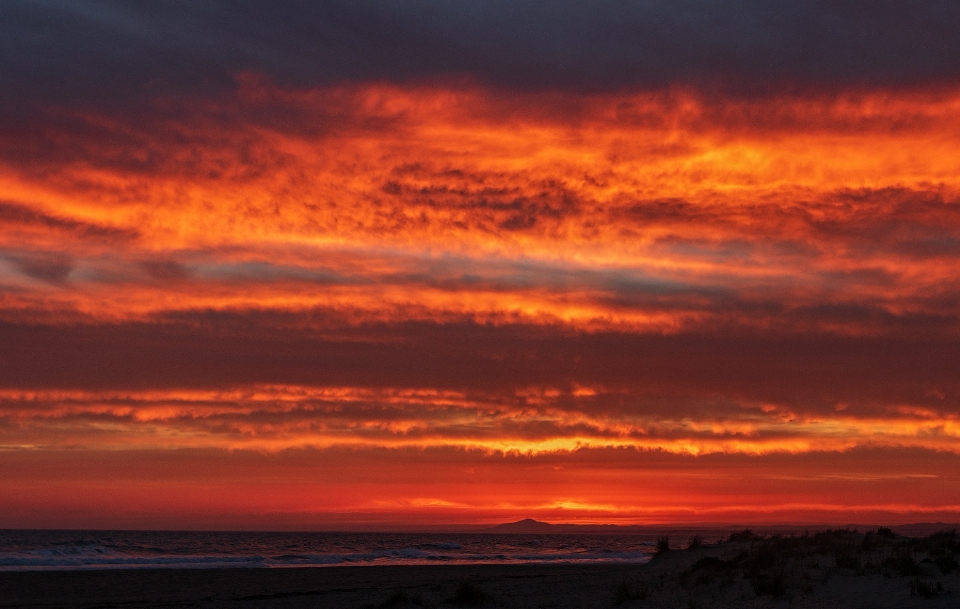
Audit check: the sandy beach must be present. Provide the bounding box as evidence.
[3,532,958,609]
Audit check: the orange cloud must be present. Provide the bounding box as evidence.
[3,386,960,457]
[3,83,960,338]
[3,81,960,526]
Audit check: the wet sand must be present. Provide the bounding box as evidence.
[2,541,958,608]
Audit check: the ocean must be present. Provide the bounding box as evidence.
[0,530,659,570]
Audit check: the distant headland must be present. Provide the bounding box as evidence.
[483,518,960,537]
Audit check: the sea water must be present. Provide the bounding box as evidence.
[0,530,658,570]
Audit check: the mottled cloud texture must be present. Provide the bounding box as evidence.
[2,1,960,528]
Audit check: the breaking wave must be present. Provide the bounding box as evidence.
[0,531,656,571]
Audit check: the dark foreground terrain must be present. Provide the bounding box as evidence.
[2,529,959,608]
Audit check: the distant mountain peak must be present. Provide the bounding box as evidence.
[485,519,653,534]
[486,519,556,533]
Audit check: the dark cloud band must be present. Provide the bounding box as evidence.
[2,316,957,417]
[4,0,960,115]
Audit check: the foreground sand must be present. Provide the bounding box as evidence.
[2,535,958,608]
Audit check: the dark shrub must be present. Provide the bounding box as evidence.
[876,527,896,539]
[687,534,703,550]
[655,536,671,557]
[921,529,960,556]
[927,529,956,541]
[728,529,761,543]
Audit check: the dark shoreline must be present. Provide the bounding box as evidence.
[0,563,636,609]
[4,529,960,609]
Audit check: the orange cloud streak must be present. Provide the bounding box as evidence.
[2,82,960,333]
[3,81,960,525]
[3,386,960,457]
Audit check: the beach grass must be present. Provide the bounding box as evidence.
[614,527,959,607]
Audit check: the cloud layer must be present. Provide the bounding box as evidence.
[2,3,960,527]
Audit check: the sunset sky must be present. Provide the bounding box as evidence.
[3,1,960,530]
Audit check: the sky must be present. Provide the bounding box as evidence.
[2,1,960,530]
